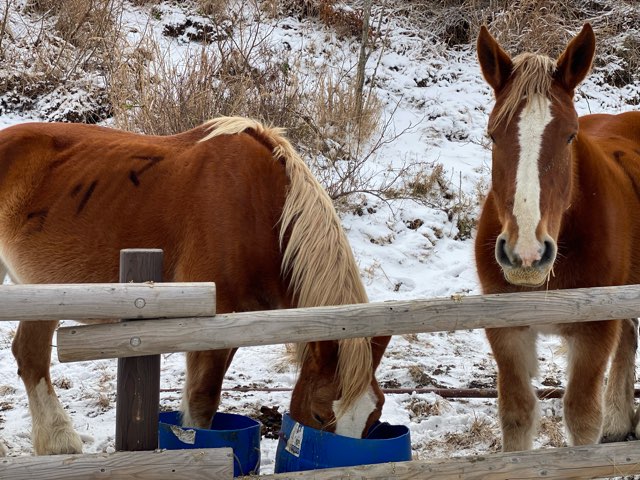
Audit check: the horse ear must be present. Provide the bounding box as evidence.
[555,23,595,92]
[477,25,513,93]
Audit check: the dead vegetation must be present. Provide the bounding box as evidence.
[395,0,640,85]
[0,0,638,214]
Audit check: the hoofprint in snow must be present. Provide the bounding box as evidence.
[0,2,639,476]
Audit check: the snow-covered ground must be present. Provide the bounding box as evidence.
[0,1,639,476]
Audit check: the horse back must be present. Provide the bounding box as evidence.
[0,122,291,312]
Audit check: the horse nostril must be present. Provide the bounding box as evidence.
[495,236,513,267]
[313,413,326,426]
[538,239,556,266]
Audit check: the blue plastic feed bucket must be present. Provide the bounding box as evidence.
[274,412,411,473]
[158,411,260,477]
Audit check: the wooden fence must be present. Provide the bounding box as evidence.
[2,249,640,478]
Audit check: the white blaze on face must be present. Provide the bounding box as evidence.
[513,95,553,266]
[332,386,377,438]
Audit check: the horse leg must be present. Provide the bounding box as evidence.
[486,326,538,451]
[180,348,237,428]
[602,318,637,442]
[12,320,83,455]
[0,265,8,453]
[0,261,8,283]
[564,321,619,445]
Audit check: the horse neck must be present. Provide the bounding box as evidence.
[561,131,624,245]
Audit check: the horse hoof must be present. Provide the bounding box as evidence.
[600,432,637,443]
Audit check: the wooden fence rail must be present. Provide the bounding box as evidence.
[255,441,640,480]
[0,282,215,321]
[7,280,640,479]
[58,283,640,362]
[1,448,234,480]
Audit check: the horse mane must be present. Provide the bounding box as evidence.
[201,116,372,419]
[490,53,557,131]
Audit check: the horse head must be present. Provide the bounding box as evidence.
[477,24,595,286]
[290,336,389,438]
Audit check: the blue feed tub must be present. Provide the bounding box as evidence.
[159,411,260,477]
[275,412,411,473]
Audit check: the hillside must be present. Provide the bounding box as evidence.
[0,0,640,476]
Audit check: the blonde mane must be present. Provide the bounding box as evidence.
[201,117,372,419]
[490,53,557,131]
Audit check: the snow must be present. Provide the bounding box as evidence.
[0,0,639,476]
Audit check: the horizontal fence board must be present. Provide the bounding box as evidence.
[0,283,215,321]
[0,448,233,480]
[58,284,640,362]
[256,441,640,479]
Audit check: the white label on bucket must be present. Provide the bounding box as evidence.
[285,422,304,457]
[170,425,196,445]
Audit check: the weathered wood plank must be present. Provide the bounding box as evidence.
[115,249,162,452]
[58,284,640,362]
[255,441,640,479]
[0,448,234,480]
[0,282,215,321]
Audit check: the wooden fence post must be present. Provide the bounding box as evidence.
[115,249,163,451]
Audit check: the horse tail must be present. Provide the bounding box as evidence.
[201,116,373,418]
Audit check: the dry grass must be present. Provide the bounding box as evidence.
[0,385,16,396]
[265,0,366,38]
[108,39,229,135]
[392,0,640,85]
[0,0,121,121]
[444,415,497,449]
[107,0,390,205]
[407,396,450,419]
[408,365,447,387]
[108,0,308,135]
[53,377,73,390]
[488,0,639,84]
[5,0,635,214]
[539,415,565,448]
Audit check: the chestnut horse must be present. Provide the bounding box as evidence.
[475,24,640,451]
[0,116,390,455]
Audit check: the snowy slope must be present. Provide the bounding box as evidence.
[0,1,639,476]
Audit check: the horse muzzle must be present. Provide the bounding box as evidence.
[495,233,557,287]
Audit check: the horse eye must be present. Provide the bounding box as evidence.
[567,133,577,144]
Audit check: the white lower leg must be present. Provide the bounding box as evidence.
[29,378,83,455]
[179,390,196,427]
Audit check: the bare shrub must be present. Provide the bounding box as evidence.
[106,0,437,210]
[108,39,225,134]
[107,0,389,197]
[25,0,121,53]
[197,0,230,17]
[264,0,365,37]
[396,0,640,85]
[318,0,365,38]
[0,0,121,121]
